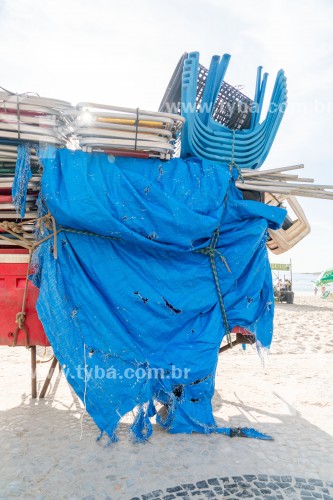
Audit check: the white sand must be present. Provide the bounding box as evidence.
[0,295,332,499]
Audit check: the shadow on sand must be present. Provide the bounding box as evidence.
[1,372,333,498]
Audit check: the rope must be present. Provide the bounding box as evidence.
[0,212,121,254]
[0,221,34,250]
[1,220,26,233]
[221,129,244,183]
[51,213,58,259]
[56,226,121,241]
[195,228,232,348]
[195,129,245,348]
[37,354,55,364]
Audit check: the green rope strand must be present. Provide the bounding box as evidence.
[59,227,121,241]
[195,130,247,348]
[195,228,232,348]
[221,129,244,183]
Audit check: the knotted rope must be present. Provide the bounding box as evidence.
[0,211,121,256]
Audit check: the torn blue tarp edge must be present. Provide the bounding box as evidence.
[32,249,273,444]
[12,143,33,218]
[32,244,274,443]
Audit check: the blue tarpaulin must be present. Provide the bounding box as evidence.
[32,147,286,442]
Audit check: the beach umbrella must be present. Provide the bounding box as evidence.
[316,268,333,286]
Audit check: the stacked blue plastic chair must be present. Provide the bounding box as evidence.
[180,52,287,169]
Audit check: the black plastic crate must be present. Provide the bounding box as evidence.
[159,54,253,130]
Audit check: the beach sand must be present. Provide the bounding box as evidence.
[0,295,332,499]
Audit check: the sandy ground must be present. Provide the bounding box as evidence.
[0,295,333,499]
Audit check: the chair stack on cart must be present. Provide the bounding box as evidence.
[0,92,74,249]
[0,92,72,146]
[179,52,287,168]
[0,160,40,249]
[71,102,185,160]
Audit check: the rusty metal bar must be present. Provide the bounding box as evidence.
[219,333,255,354]
[39,357,58,399]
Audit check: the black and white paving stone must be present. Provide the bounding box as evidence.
[131,476,333,499]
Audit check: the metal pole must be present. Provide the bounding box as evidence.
[31,346,37,399]
[39,357,58,399]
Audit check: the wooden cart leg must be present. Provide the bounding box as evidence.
[31,346,37,399]
[39,357,59,399]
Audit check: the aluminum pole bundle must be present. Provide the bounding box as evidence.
[238,165,333,200]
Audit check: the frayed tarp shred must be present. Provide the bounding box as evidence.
[12,143,32,218]
[33,148,286,442]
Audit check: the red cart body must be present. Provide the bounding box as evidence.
[0,250,49,347]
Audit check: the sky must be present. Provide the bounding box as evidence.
[0,0,332,272]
